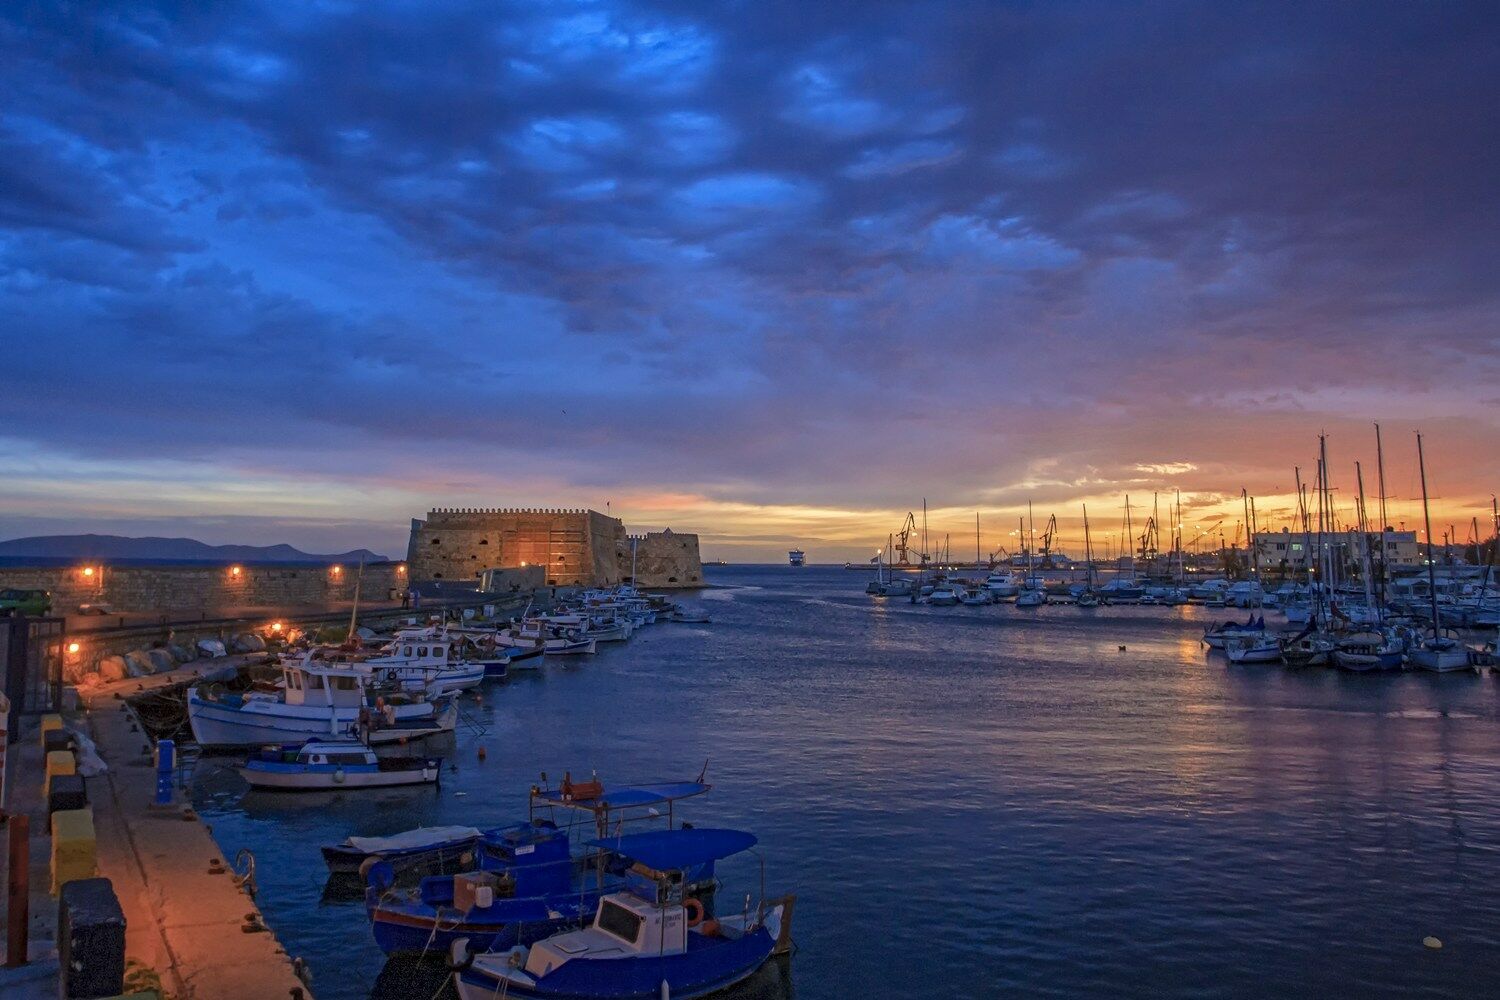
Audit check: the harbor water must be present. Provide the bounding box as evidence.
[192,565,1500,999]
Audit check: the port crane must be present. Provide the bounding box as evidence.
[1038,514,1060,567]
[893,512,924,566]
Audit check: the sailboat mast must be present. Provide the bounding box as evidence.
[1124,495,1135,583]
[1416,432,1441,640]
[1027,501,1036,581]
[976,512,981,567]
[1083,504,1094,589]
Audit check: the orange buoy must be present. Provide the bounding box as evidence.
[477,745,488,760]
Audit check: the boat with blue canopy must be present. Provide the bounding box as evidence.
[452,827,794,1000]
[363,776,713,956]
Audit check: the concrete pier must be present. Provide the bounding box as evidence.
[81,657,313,999]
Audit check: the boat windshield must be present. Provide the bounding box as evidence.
[596,900,642,944]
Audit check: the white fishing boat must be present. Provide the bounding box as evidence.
[188,655,457,749]
[363,639,487,694]
[959,589,992,606]
[239,740,442,791]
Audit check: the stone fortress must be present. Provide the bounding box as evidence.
[406,508,704,589]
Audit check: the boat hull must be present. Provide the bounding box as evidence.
[187,690,451,748]
[458,927,775,1000]
[240,764,439,790]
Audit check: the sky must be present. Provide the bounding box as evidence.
[1,1,1498,562]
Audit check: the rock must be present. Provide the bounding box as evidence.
[169,643,196,663]
[356,626,377,640]
[197,638,227,659]
[147,648,177,673]
[232,633,267,653]
[98,655,129,682]
[125,650,155,676]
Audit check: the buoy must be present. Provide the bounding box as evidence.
[1119,645,1127,652]
[477,745,487,760]
[1424,936,1443,949]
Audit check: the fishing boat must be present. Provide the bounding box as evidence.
[371,778,714,955]
[362,638,487,694]
[499,623,598,655]
[1099,578,1145,603]
[187,655,458,748]
[367,822,596,956]
[788,549,805,567]
[669,610,712,623]
[1224,635,1282,664]
[959,589,992,606]
[452,828,792,1000]
[322,825,484,877]
[239,740,441,791]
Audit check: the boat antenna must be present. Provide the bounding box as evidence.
[1416,431,1441,641]
[696,758,709,784]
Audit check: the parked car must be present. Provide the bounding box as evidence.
[0,589,52,615]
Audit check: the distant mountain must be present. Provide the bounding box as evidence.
[0,534,390,564]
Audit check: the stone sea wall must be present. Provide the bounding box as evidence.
[0,562,406,614]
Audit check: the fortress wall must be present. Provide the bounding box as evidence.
[0,563,405,614]
[408,509,702,588]
[620,530,704,588]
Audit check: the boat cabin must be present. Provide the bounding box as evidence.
[265,741,378,767]
[525,891,689,978]
[282,658,369,709]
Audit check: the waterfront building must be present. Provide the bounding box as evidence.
[1252,528,1420,571]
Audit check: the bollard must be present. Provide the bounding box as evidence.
[154,739,175,807]
[58,877,125,998]
[5,814,28,967]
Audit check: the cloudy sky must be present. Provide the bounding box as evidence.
[2,1,1497,561]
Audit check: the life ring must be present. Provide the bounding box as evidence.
[683,898,704,927]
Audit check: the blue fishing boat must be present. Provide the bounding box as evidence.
[366,821,592,955]
[453,828,794,1000]
[366,778,713,955]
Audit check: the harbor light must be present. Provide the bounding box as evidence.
[67,641,80,655]
[331,565,342,576]
[231,565,242,577]
[82,566,94,578]
[270,621,283,633]
[396,564,406,575]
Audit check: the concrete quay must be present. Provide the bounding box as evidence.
[84,656,313,998]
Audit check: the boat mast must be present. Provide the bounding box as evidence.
[1124,495,1136,584]
[1355,461,1377,623]
[976,512,981,568]
[1416,431,1441,641]
[1083,504,1095,590]
[1027,501,1036,582]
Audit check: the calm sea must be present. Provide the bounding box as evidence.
[193,564,1500,999]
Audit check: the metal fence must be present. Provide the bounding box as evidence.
[2,615,66,741]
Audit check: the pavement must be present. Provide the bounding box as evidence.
[83,656,313,998]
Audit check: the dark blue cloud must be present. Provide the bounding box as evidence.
[1,0,1497,552]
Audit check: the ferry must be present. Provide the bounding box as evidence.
[788,549,805,567]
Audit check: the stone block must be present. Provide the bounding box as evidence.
[124,651,155,676]
[40,713,64,747]
[46,748,78,797]
[50,807,98,895]
[49,772,87,818]
[146,648,176,673]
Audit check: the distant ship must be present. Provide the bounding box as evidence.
[788,549,805,567]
